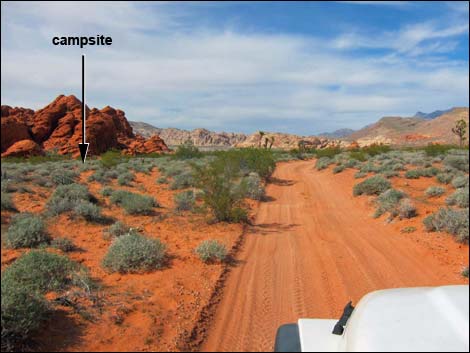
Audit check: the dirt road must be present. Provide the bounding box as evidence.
[202,160,467,352]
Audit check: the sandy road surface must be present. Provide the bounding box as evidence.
[202,160,467,352]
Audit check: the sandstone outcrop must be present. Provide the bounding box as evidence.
[1,95,169,157]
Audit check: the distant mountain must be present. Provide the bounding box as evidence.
[319,128,356,138]
[347,107,469,146]
[129,121,248,147]
[413,109,453,120]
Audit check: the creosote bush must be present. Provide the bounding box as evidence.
[423,208,469,243]
[73,201,104,222]
[244,172,265,200]
[452,175,469,189]
[102,233,166,273]
[425,186,445,198]
[174,190,195,211]
[315,157,332,171]
[397,199,417,219]
[5,213,50,249]
[104,221,132,239]
[374,188,406,218]
[110,190,157,215]
[47,183,94,216]
[195,240,227,263]
[51,170,77,185]
[353,175,391,196]
[446,188,469,208]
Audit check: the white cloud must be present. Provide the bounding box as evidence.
[1,1,468,134]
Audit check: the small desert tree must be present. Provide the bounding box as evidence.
[258,131,265,148]
[452,119,467,147]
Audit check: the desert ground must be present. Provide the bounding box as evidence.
[1,146,468,352]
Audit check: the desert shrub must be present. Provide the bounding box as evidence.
[451,175,469,189]
[332,165,345,174]
[214,148,276,179]
[5,213,50,249]
[174,142,203,160]
[47,184,94,215]
[424,144,455,157]
[174,190,195,211]
[381,171,399,179]
[392,163,406,171]
[170,171,194,190]
[315,157,332,170]
[102,233,166,273]
[443,155,469,172]
[104,221,131,239]
[405,169,421,179]
[1,250,87,293]
[195,240,227,263]
[73,201,104,222]
[100,187,114,197]
[436,173,453,184]
[110,190,157,215]
[51,237,75,252]
[244,173,265,200]
[462,266,469,278]
[117,172,134,186]
[423,208,469,243]
[1,192,15,211]
[401,226,417,233]
[374,189,406,218]
[349,151,368,162]
[425,186,445,198]
[193,158,248,223]
[354,171,367,179]
[353,176,391,196]
[100,150,124,169]
[361,144,391,156]
[359,162,381,173]
[420,167,440,177]
[51,170,77,185]
[157,176,168,184]
[1,278,49,351]
[397,199,417,219]
[446,188,469,208]
[315,147,342,158]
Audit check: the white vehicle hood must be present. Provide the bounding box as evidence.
[299,285,469,352]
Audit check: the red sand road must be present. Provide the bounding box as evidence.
[202,160,468,352]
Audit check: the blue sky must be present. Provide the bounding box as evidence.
[1,1,469,135]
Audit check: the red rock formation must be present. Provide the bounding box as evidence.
[1,95,169,157]
[1,139,43,158]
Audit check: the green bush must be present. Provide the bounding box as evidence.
[381,171,399,179]
[73,201,104,222]
[117,172,134,186]
[110,190,157,215]
[420,167,440,177]
[315,147,341,158]
[1,278,49,351]
[332,165,345,174]
[1,250,88,293]
[47,183,94,215]
[349,151,368,162]
[354,171,367,179]
[195,240,227,263]
[5,213,50,249]
[174,190,195,211]
[452,175,469,189]
[423,144,455,157]
[425,186,445,198]
[102,233,166,273]
[157,176,168,184]
[462,266,469,278]
[360,144,391,156]
[423,208,469,243]
[51,170,77,185]
[100,187,114,197]
[100,150,124,169]
[397,199,417,219]
[244,173,265,200]
[315,157,332,170]
[1,192,15,211]
[446,188,469,208]
[170,172,194,190]
[353,176,391,196]
[174,142,203,160]
[104,221,131,239]
[213,148,276,179]
[436,173,453,184]
[405,169,421,179]
[374,189,406,218]
[443,155,469,172]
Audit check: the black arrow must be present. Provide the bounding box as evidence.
[78,54,89,163]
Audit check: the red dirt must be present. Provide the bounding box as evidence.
[1,168,246,352]
[202,160,468,352]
